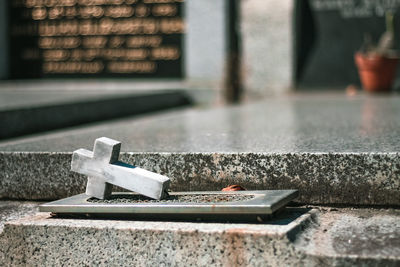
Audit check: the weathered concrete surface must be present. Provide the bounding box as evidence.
[0,201,39,233]
[1,94,399,204]
[0,207,399,266]
[295,207,400,266]
[0,208,312,266]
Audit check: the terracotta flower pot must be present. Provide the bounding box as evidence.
[354,52,399,92]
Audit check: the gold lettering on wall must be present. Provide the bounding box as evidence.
[152,4,176,16]
[39,37,81,49]
[108,61,156,73]
[43,61,104,73]
[11,0,184,76]
[126,36,162,47]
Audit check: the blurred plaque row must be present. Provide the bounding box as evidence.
[9,0,184,79]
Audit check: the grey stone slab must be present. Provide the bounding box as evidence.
[0,89,191,139]
[0,208,313,266]
[1,93,399,153]
[0,89,129,111]
[1,208,399,266]
[0,94,399,204]
[0,81,187,111]
[0,201,39,233]
[295,207,400,266]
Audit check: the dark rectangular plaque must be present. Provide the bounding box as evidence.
[9,0,184,79]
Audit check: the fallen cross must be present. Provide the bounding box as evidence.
[71,137,170,200]
[41,137,299,221]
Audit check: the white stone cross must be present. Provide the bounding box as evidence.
[71,137,170,200]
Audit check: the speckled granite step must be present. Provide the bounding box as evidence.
[1,207,399,266]
[0,201,39,233]
[1,94,400,205]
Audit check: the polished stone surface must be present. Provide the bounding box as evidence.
[0,88,191,139]
[0,80,186,111]
[1,93,399,153]
[0,93,399,204]
[0,89,134,111]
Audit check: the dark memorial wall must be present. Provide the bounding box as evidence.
[9,0,184,79]
[295,0,400,89]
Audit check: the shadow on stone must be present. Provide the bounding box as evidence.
[50,207,311,225]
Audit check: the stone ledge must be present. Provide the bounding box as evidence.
[0,90,191,139]
[1,151,399,205]
[1,94,400,205]
[0,201,39,233]
[1,207,399,266]
[0,208,312,266]
[295,208,400,266]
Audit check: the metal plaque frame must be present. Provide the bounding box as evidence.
[40,190,298,220]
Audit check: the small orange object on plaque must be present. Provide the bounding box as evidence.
[221,185,246,191]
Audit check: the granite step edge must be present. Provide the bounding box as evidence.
[1,207,399,266]
[0,208,312,266]
[0,151,399,205]
[293,208,400,266]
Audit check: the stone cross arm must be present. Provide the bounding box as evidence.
[71,137,170,200]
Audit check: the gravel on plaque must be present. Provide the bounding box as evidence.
[87,194,255,204]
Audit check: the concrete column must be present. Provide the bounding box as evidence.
[185,0,227,89]
[241,0,293,97]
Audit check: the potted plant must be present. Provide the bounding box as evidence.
[354,12,399,92]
